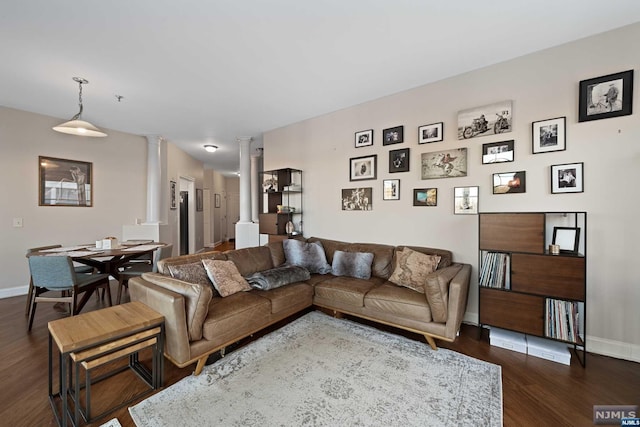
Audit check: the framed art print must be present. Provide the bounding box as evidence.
[342,187,372,210]
[532,117,566,154]
[579,69,633,122]
[215,193,221,208]
[39,156,92,207]
[170,180,177,209]
[196,188,203,211]
[389,148,409,173]
[382,125,404,145]
[383,179,400,200]
[349,154,377,181]
[492,171,526,194]
[419,122,443,144]
[355,129,373,148]
[552,227,580,253]
[482,140,514,164]
[454,186,478,214]
[457,100,512,140]
[421,148,467,179]
[551,162,584,194]
[413,188,437,206]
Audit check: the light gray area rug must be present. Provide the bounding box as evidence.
[130,311,502,426]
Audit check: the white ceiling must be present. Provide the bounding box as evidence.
[2,1,639,176]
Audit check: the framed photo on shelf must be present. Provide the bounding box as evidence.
[482,140,514,164]
[349,154,377,181]
[383,179,400,200]
[552,226,580,253]
[196,188,203,211]
[551,162,584,194]
[492,171,526,194]
[389,148,409,173]
[413,188,437,206]
[341,187,372,210]
[39,156,92,207]
[579,69,633,122]
[355,129,373,148]
[170,180,177,209]
[421,148,467,179]
[418,122,443,144]
[532,117,566,154]
[454,186,479,214]
[382,125,404,145]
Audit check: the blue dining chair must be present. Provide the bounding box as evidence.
[27,256,112,331]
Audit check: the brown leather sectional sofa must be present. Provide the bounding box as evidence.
[129,237,471,375]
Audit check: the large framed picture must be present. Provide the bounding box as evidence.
[532,117,566,154]
[382,125,404,145]
[389,148,409,173]
[349,155,377,181]
[492,171,526,194]
[39,156,92,207]
[413,188,437,206]
[341,187,372,210]
[355,129,373,148]
[383,179,400,200]
[482,140,514,164]
[454,186,479,214]
[419,122,443,144]
[196,188,203,211]
[421,148,467,179]
[457,100,512,140]
[579,70,633,122]
[551,162,584,194]
[170,180,177,209]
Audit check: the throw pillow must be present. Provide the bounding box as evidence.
[282,239,332,274]
[424,264,462,322]
[331,250,374,279]
[202,259,251,297]
[388,247,441,293]
[168,261,219,297]
[246,265,311,290]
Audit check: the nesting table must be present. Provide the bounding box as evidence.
[48,301,164,426]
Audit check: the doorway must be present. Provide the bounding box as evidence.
[179,191,189,255]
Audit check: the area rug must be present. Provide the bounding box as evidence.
[130,311,502,426]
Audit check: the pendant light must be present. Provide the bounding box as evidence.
[53,77,107,137]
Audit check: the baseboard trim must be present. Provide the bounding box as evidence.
[0,286,28,299]
[586,335,640,363]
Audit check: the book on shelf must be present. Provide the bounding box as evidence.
[545,298,580,342]
[479,251,510,289]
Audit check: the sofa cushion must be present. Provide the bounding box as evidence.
[364,282,433,323]
[202,259,252,297]
[168,261,219,297]
[314,276,381,307]
[308,237,395,279]
[388,247,441,293]
[157,251,226,275]
[283,239,332,274]
[331,250,374,279]
[252,283,314,314]
[245,265,311,291]
[201,292,272,344]
[224,246,273,276]
[424,264,462,322]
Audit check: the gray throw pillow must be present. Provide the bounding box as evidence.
[282,239,332,274]
[332,250,374,279]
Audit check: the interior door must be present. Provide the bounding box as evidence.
[179,191,189,255]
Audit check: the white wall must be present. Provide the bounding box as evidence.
[263,23,640,361]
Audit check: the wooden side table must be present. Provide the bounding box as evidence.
[48,301,164,426]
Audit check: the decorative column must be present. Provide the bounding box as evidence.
[250,149,262,223]
[145,135,162,224]
[235,137,260,248]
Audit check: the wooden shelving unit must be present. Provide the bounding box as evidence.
[259,168,303,238]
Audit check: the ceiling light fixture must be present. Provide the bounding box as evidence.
[53,77,107,137]
[204,145,218,153]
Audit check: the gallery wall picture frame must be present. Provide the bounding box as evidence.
[383,179,400,200]
[457,100,512,140]
[552,226,580,253]
[355,129,373,148]
[551,162,584,194]
[413,188,437,206]
[532,117,566,154]
[170,180,177,209]
[349,154,377,181]
[418,122,443,144]
[341,187,373,210]
[389,148,410,173]
[454,186,479,214]
[482,140,514,164]
[421,148,467,179]
[39,156,93,207]
[196,188,203,211]
[492,171,526,194]
[578,69,633,122]
[382,125,404,145]
[214,193,221,208]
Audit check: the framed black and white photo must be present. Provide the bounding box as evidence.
[413,188,437,206]
[39,156,92,207]
[342,187,372,210]
[454,186,479,214]
[421,148,467,179]
[196,188,203,211]
[552,227,580,253]
[170,180,177,209]
[349,154,377,181]
[389,148,409,173]
[579,70,633,122]
[492,171,526,194]
[551,162,584,194]
[382,125,404,145]
[482,140,514,164]
[214,193,221,208]
[419,122,443,144]
[532,117,566,154]
[383,179,400,200]
[457,100,512,140]
[355,129,373,148]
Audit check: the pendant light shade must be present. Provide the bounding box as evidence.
[53,77,107,137]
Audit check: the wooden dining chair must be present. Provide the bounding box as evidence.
[27,256,112,331]
[116,244,173,304]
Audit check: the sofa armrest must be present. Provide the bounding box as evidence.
[443,263,471,341]
[129,276,192,365]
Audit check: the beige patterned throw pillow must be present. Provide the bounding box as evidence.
[202,259,251,297]
[388,247,441,293]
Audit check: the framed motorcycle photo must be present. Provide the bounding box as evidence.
[578,70,633,122]
[532,117,566,154]
[457,100,512,140]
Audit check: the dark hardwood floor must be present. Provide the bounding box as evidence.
[2,242,638,426]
